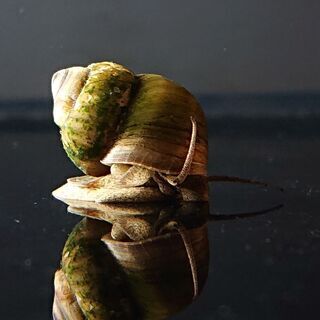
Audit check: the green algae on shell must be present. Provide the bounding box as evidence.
[52,62,135,176]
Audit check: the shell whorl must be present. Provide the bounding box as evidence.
[52,62,135,175]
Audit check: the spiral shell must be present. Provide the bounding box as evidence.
[52,62,207,177]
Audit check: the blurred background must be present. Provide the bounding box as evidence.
[0,0,320,102]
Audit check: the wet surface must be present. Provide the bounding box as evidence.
[1,96,320,319]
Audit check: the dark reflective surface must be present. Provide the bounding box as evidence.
[1,96,320,319]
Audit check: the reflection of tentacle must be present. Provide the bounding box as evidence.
[207,175,284,192]
[207,175,268,187]
[159,221,199,299]
[177,225,199,299]
[209,203,283,221]
[160,116,197,186]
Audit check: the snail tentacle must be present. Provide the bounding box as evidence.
[159,116,197,186]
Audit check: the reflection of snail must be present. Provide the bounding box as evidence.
[53,203,209,320]
[52,62,208,202]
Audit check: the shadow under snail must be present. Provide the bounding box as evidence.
[52,61,208,203]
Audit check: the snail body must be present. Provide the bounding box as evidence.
[52,61,208,202]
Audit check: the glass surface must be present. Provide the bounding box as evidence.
[1,96,320,319]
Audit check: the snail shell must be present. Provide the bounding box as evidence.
[52,62,207,177]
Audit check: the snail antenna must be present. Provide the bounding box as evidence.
[160,116,197,186]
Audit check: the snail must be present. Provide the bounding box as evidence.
[53,203,209,319]
[52,62,208,203]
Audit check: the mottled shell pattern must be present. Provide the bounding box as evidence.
[52,61,207,178]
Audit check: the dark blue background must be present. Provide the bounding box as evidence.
[0,0,320,101]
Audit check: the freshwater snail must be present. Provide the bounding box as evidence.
[52,61,208,202]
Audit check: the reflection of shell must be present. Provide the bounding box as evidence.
[102,223,209,319]
[53,270,84,320]
[60,218,138,319]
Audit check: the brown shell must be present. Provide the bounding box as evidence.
[101,74,208,176]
